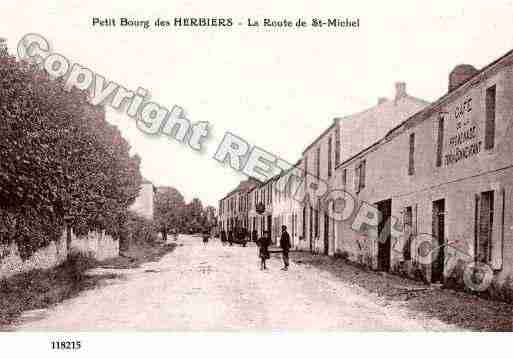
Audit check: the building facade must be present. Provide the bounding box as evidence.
[218,178,260,235]
[334,51,513,287]
[129,178,155,220]
[302,82,428,255]
[217,48,513,295]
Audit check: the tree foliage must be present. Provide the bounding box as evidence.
[154,186,185,240]
[0,48,142,258]
[154,189,215,237]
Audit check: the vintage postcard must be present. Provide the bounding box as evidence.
[0,0,512,356]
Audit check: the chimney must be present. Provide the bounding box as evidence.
[395,82,407,100]
[449,64,478,92]
[378,97,388,105]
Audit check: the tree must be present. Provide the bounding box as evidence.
[183,198,207,233]
[154,186,185,241]
[0,46,142,258]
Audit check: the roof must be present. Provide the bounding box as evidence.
[336,95,428,165]
[302,120,337,155]
[219,178,261,201]
[335,48,513,169]
[302,93,428,159]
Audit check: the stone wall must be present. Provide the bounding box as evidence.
[0,229,119,279]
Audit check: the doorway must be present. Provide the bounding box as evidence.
[324,213,329,255]
[376,199,392,272]
[432,199,445,283]
[309,206,313,252]
[267,215,272,243]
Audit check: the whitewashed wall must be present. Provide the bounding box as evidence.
[0,229,119,279]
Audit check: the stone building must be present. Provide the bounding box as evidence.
[270,160,304,248]
[218,178,260,235]
[247,176,275,242]
[334,49,513,287]
[302,83,428,255]
[129,178,155,220]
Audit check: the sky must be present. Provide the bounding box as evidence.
[2,0,513,207]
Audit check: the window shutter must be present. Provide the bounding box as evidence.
[361,160,366,189]
[412,204,418,262]
[474,193,481,261]
[491,188,504,270]
[485,86,496,150]
[354,164,360,192]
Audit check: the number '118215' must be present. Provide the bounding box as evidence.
[51,341,81,350]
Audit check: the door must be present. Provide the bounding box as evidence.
[267,215,272,243]
[324,213,329,255]
[432,199,445,283]
[376,199,392,272]
[309,206,313,252]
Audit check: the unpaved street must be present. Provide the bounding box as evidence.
[14,235,454,330]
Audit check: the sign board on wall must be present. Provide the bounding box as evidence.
[442,95,483,166]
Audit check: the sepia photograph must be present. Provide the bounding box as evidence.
[0,0,512,356]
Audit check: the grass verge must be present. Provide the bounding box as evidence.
[0,254,116,328]
[100,241,178,269]
[0,241,177,329]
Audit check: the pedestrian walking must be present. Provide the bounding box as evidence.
[251,229,258,243]
[220,230,227,245]
[280,225,291,271]
[258,230,272,270]
[228,230,233,246]
[202,228,210,245]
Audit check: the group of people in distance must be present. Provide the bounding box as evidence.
[219,226,247,246]
[219,225,291,271]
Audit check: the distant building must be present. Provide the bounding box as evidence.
[218,178,260,235]
[129,178,155,220]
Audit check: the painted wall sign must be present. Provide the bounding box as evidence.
[443,96,483,166]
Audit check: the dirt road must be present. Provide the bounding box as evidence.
[13,235,454,330]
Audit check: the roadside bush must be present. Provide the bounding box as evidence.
[123,213,157,247]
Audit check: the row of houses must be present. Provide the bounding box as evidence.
[219,48,513,290]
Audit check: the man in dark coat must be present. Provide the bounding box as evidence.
[252,229,258,243]
[280,225,291,270]
[228,230,233,246]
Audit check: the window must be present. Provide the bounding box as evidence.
[316,147,321,179]
[328,137,332,178]
[314,205,319,239]
[355,164,360,192]
[342,168,347,187]
[475,191,494,263]
[436,114,444,167]
[302,207,306,239]
[335,125,341,166]
[485,85,496,150]
[355,160,366,192]
[309,205,313,240]
[408,133,415,175]
[360,160,366,190]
